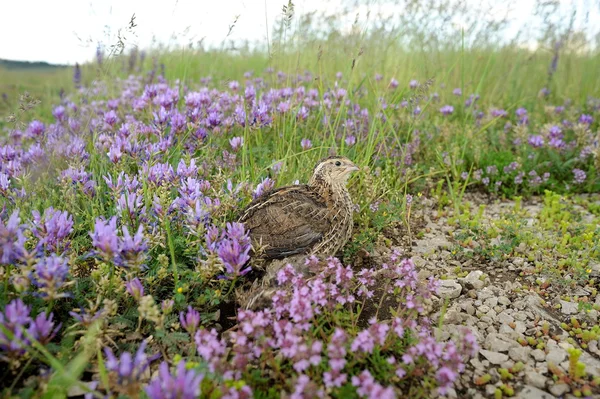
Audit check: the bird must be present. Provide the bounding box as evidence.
[234,156,359,310]
[238,155,359,261]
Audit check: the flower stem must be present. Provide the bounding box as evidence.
[164,219,179,291]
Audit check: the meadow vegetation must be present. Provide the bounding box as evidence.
[1,1,599,397]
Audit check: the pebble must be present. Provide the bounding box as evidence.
[548,383,569,397]
[531,349,546,362]
[516,385,557,399]
[479,349,509,365]
[462,270,486,290]
[559,300,579,315]
[524,371,547,389]
[498,296,511,306]
[514,311,528,321]
[438,279,462,299]
[486,335,517,353]
[484,297,498,307]
[497,311,515,325]
[509,346,531,363]
[546,348,567,365]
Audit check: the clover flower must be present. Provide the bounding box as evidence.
[573,168,586,184]
[33,254,70,299]
[145,360,203,399]
[1,299,60,359]
[31,208,74,253]
[0,209,26,264]
[300,138,312,151]
[103,340,158,388]
[180,306,201,336]
[125,278,145,301]
[440,105,454,115]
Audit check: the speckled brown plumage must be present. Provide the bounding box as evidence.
[238,156,359,260]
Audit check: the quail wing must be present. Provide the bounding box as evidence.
[238,185,332,259]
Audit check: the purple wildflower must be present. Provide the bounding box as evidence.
[1,209,26,264]
[229,137,244,152]
[491,108,507,118]
[125,278,145,301]
[579,114,593,124]
[217,237,251,277]
[528,135,544,148]
[253,177,275,199]
[440,105,454,116]
[0,299,31,357]
[573,168,586,184]
[180,306,201,336]
[300,138,312,151]
[90,217,119,259]
[345,135,356,147]
[31,208,74,252]
[389,79,399,89]
[452,88,462,96]
[28,312,61,345]
[409,80,418,89]
[145,360,203,399]
[33,254,69,299]
[104,340,157,387]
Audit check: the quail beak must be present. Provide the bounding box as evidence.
[348,164,360,172]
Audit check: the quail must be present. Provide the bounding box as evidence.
[236,156,359,309]
[239,156,359,259]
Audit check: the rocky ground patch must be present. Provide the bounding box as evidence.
[361,192,600,398]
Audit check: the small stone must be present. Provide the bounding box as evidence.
[514,312,528,321]
[465,303,475,316]
[485,297,499,307]
[585,309,599,324]
[549,383,569,397]
[485,385,497,397]
[513,300,527,310]
[486,335,517,353]
[531,349,546,362]
[524,371,547,389]
[546,348,567,365]
[462,270,486,290]
[589,340,599,354]
[516,385,556,399]
[560,300,578,315]
[499,324,516,335]
[479,349,509,365]
[478,305,491,314]
[498,296,511,306]
[477,288,494,301]
[497,311,515,325]
[438,280,462,299]
[469,358,485,371]
[509,346,531,363]
[514,321,527,334]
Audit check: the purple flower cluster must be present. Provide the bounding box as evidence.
[103,340,159,391]
[33,254,70,299]
[0,210,26,264]
[0,299,60,360]
[90,216,148,269]
[205,222,251,277]
[573,168,586,184]
[145,361,204,399]
[30,208,73,253]
[185,255,476,397]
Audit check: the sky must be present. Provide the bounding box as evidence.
[1,0,597,65]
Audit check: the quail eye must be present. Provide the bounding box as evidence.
[335,161,341,166]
